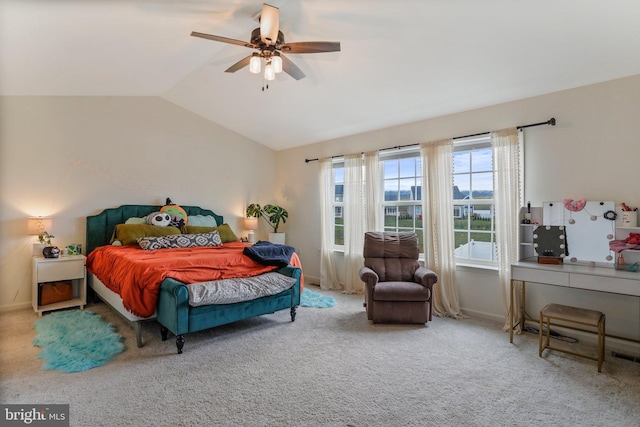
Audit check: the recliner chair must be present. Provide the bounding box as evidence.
[359,231,438,324]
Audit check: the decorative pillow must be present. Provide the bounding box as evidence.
[182,223,239,243]
[125,217,147,225]
[146,211,172,227]
[111,224,181,246]
[187,215,219,227]
[161,198,188,227]
[138,231,223,250]
[181,225,215,234]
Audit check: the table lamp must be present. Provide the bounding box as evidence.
[244,217,259,243]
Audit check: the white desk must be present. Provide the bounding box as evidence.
[509,260,640,343]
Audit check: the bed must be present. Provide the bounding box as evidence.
[85,204,302,353]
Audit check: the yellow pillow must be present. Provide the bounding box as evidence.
[112,224,181,246]
[183,223,239,243]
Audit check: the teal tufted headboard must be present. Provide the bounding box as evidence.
[86,205,223,255]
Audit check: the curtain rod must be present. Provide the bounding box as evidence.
[304,117,556,163]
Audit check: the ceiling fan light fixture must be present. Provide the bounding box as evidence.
[249,53,261,74]
[264,62,275,81]
[190,3,340,85]
[272,53,283,73]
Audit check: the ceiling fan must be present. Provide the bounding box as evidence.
[191,3,340,85]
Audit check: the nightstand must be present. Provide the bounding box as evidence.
[32,255,87,317]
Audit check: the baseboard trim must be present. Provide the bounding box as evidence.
[304,275,321,287]
[0,301,31,313]
[460,308,504,324]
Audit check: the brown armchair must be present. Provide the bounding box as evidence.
[359,232,438,324]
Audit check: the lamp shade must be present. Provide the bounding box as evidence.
[272,54,282,73]
[244,217,259,230]
[249,54,261,74]
[28,217,52,235]
[264,62,275,81]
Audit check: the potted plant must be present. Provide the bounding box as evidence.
[246,203,289,244]
[38,231,59,258]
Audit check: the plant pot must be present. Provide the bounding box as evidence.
[269,232,286,245]
[42,246,60,258]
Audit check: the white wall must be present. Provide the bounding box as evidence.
[276,74,640,351]
[0,96,277,310]
[3,76,639,352]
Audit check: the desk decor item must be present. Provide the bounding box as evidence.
[67,243,82,255]
[533,225,566,264]
[42,246,60,258]
[33,310,124,373]
[39,231,59,258]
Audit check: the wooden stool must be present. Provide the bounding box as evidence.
[539,303,606,372]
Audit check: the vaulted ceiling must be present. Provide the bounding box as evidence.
[2,1,640,150]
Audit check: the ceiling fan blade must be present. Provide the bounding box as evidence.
[225,55,252,73]
[260,3,280,46]
[281,55,305,80]
[280,41,341,54]
[191,31,257,49]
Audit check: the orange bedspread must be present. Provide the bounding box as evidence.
[86,242,302,318]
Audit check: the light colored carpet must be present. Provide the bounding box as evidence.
[1,286,639,427]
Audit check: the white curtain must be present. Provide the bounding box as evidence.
[319,152,380,293]
[343,151,379,293]
[319,158,341,290]
[343,153,365,293]
[491,128,523,333]
[364,151,381,232]
[420,139,464,318]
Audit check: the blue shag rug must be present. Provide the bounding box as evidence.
[300,288,336,308]
[33,310,124,373]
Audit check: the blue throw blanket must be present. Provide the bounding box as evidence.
[243,241,296,267]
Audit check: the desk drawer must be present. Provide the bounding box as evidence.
[570,274,640,296]
[512,267,569,286]
[37,260,85,283]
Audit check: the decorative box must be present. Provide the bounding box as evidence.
[38,281,73,306]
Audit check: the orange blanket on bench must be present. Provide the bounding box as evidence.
[86,242,303,318]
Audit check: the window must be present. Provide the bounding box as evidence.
[453,136,496,264]
[331,151,424,251]
[333,162,344,246]
[329,139,499,266]
[381,149,423,251]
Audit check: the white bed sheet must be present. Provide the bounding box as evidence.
[89,273,156,321]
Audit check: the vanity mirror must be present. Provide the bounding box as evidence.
[542,200,615,265]
[533,225,566,263]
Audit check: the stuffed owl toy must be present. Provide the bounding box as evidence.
[146,211,172,227]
